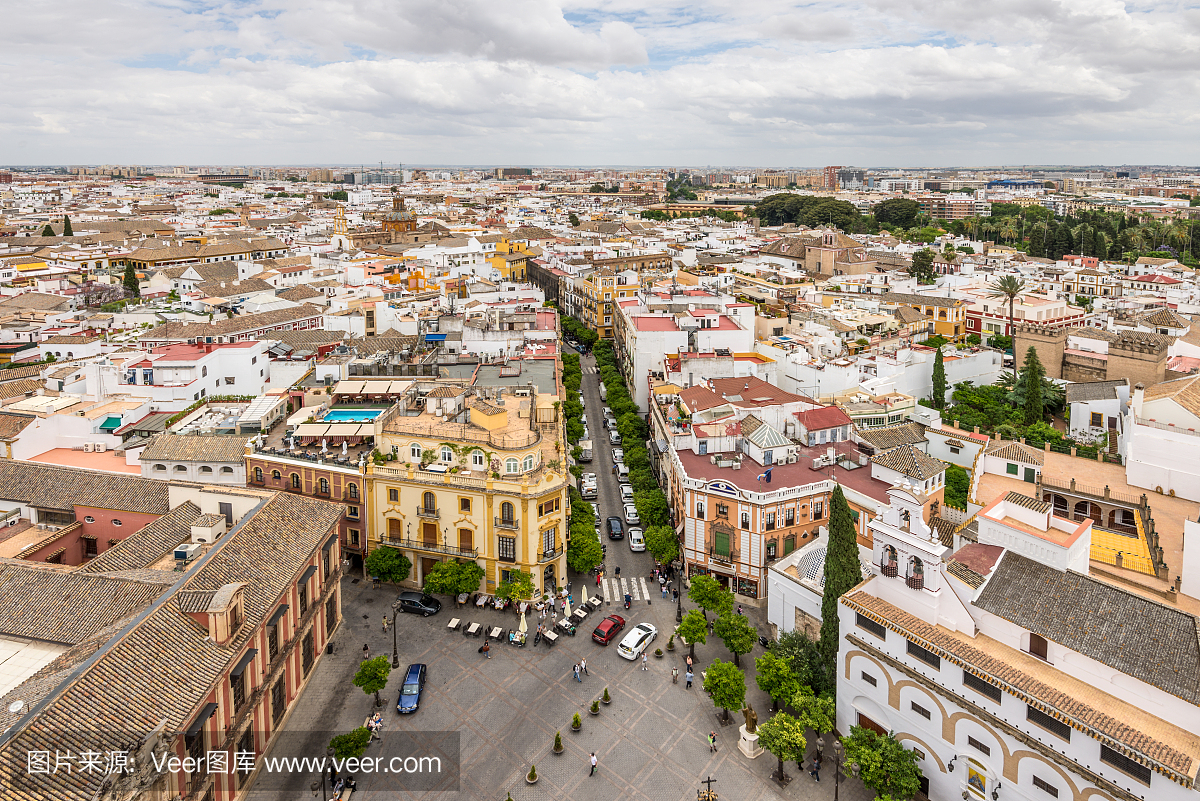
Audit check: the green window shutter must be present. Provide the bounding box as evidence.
[714,528,730,557]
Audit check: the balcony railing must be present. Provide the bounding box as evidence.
[416,506,439,519]
[495,516,519,530]
[538,545,564,563]
[906,573,924,590]
[708,547,738,565]
[880,561,898,578]
[380,536,478,559]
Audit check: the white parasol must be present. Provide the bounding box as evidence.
[519,611,528,634]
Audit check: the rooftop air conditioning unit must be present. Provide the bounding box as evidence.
[174,542,203,561]
[95,442,107,453]
[83,443,95,452]
[788,453,798,464]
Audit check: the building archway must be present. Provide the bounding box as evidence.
[543,564,556,593]
[1073,500,1101,525]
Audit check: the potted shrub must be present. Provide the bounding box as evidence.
[526,764,538,785]
[601,687,611,705]
[589,700,600,716]
[571,713,582,731]
[666,636,675,651]
[654,648,663,659]
[552,731,564,755]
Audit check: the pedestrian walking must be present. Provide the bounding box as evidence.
[614,565,620,578]
[686,655,693,670]
[596,574,601,587]
[362,643,370,660]
[573,664,581,682]
[672,666,679,684]
[382,616,388,632]
[589,753,598,776]
[685,669,694,689]
[809,757,821,782]
[708,732,717,753]
[672,589,679,602]
[580,658,588,675]
[641,653,648,671]
[482,640,491,659]
[737,605,743,616]
[661,585,668,599]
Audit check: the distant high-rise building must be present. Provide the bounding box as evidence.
[823,165,843,190]
[495,167,533,179]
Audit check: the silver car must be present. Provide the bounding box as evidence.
[624,503,640,526]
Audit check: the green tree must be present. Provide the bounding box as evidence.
[702,659,745,723]
[677,609,708,659]
[633,490,669,527]
[817,485,860,681]
[755,650,802,711]
[944,464,970,510]
[986,275,1026,358]
[568,213,580,226]
[329,728,372,760]
[931,349,947,410]
[62,216,73,236]
[123,263,141,298]
[688,574,733,620]
[872,198,920,229]
[840,726,924,801]
[422,559,485,596]
[643,524,678,564]
[1052,224,1075,259]
[756,712,807,783]
[495,568,535,601]
[566,530,603,573]
[773,629,821,692]
[792,686,836,737]
[1017,346,1046,425]
[908,248,936,284]
[365,546,412,584]
[40,223,54,236]
[1027,223,1047,258]
[713,612,757,668]
[353,655,392,707]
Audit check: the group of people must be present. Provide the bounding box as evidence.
[366,711,383,741]
[571,659,589,681]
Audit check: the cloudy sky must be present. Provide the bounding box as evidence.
[4,0,1199,166]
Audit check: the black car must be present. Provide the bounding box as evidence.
[606,516,624,540]
[396,663,427,714]
[396,591,441,617]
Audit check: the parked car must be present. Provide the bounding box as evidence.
[628,527,645,552]
[606,516,624,539]
[609,430,621,445]
[617,623,658,660]
[396,592,442,617]
[624,504,640,526]
[592,614,626,645]
[612,448,624,464]
[620,485,635,503]
[396,663,427,713]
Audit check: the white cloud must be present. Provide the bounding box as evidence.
[1,0,1198,164]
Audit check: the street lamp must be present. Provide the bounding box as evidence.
[815,737,858,801]
[390,600,401,669]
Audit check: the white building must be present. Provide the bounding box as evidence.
[1125,377,1200,501]
[1065,379,1129,447]
[138,433,248,484]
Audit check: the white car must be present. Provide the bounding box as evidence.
[620,485,635,503]
[612,448,624,464]
[617,622,658,660]
[628,528,645,551]
[624,504,640,525]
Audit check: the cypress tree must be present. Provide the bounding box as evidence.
[62,216,73,236]
[122,264,141,298]
[817,485,861,682]
[1053,225,1074,259]
[932,348,947,410]
[1021,346,1045,425]
[40,224,54,237]
[1027,224,1046,258]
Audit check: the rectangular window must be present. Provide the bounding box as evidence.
[716,503,728,518]
[785,508,795,526]
[1006,463,1019,475]
[498,536,516,562]
[740,512,750,530]
[856,613,886,640]
[325,597,337,635]
[714,528,731,557]
[950,446,961,454]
[911,701,931,720]
[765,512,775,531]
[967,736,991,756]
[1033,776,1059,797]
[861,672,877,687]
[271,678,286,725]
[349,529,360,546]
[963,671,1003,703]
[461,498,471,512]
[268,623,279,661]
[302,632,314,676]
[1090,412,1103,427]
[1027,706,1071,741]
[348,505,359,519]
[907,640,941,669]
[813,501,824,519]
[388,488,399,502]
[542,527,556,555]
[83,537,97,558]
[298,584,308,615]
[231,672,246,711]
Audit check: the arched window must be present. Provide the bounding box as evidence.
[254,467,263,483]
[423,492,436,511]
[173,465,187,473]
[272,470,281,480]
[500,501,515,524]
[348,483,359,499]
[410,443,422,460]
[472,450,485,468]
[291,473,301,489]
[441,447,453,462]
[505,458,519,473]
[220,466,233,474]
[319,478,330,494]
[153,464,167,472]
[199,465,213,474]
[907,555,925,590]
[522,454,534,472]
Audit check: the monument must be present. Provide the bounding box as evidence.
[738,703,763,758]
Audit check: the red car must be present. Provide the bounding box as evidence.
[592,614,626,645]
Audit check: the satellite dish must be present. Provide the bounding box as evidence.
[8,700,24,714]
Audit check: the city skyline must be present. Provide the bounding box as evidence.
[5,0,1199,165]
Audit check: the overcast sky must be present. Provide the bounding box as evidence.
[4,0,1199,167]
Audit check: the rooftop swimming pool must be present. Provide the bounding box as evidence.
[322,408,386,423]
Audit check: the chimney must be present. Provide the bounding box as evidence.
[1132,382,1145,418]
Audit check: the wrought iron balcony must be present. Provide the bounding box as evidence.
[906,573,924,590]
[416,505,439,519]
[494,516,520,530]
[381,535,477,559]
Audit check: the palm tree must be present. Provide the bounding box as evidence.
[1167,220,1191,256]
[999,217,1018,244]
[987,275,1026,357]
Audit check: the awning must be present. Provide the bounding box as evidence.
[99,416,122,431]
[267,605,289,627]
[186,703,218,736]
[325,423,362,437]
[230,649,258,678]
[425,333,447,341]
[323,534,338,553]
[656,439,669,453]
[300,565,318,584]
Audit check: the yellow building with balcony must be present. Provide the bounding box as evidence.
[366,387,569,596]
[881,292,968,341]
[487,239,530,281]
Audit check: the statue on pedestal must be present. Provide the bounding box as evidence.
[741,703,758,734]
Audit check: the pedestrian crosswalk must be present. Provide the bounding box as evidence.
[583,366,598,374]
[599,576,651,603]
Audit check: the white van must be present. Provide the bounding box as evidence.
[578,440,593,462]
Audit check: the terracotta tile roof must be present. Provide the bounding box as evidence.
[79,502,202,574]
[1004,490,1050,513]
[0,410,35,439]
[1138,308,1190,329]
[709,376,812,407]
[0,461,170,514]
[945,559,986,588]
[946,542,1003,588]
[856,421,927,452]
[882,292,966,308]
[797,405,853,431]
[846,589,1200,779]
[871,443,946,480]
[982,440,1045,466]
[929,515,958,548]
[1065,379,1127,403]
[679,385,730,414]
[0,378,48,401]
[1144,374,1200,418]
[139,304,322,341]
[139,433,248,464]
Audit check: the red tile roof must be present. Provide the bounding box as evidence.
[796,406,853,430]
